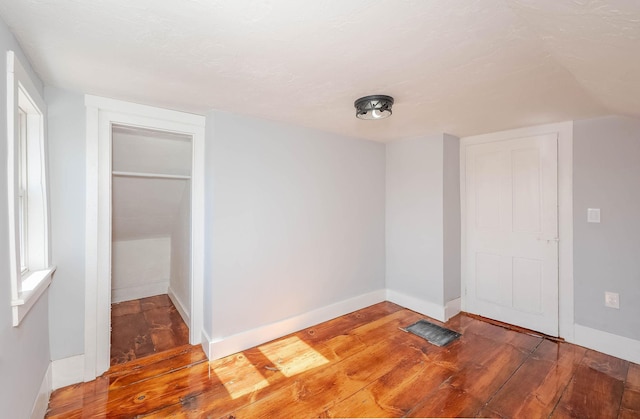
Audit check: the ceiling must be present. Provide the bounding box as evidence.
[1,0,639,142]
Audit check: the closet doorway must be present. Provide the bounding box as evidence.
[110,125,192,365]
[85,96,205,379]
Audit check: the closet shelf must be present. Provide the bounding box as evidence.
[112,171,191,180]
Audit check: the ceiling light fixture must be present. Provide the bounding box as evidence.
[354,95,394,120]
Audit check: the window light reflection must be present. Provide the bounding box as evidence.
[213,354,269,399]
[259,336,329,377]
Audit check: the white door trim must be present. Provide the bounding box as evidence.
[460,121,574,341]
[84,95,206,379]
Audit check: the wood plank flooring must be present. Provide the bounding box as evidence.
[47,302,640,418]
[110,294,189,366]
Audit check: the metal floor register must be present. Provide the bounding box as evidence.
[404,319,461,347]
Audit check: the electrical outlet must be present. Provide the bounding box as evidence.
[605,291,620,309]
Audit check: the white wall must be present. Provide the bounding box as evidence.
[111,128,192,304]
[112,128,191,176]
[111,237,171,302]
[385,134,461,320]
[204,110,386,342]
[46,87,86,361]
[169,184,191,320]
[0,16,52,419]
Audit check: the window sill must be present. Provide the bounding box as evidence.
[11,266,56,326]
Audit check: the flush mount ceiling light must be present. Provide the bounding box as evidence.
[354,95,394,120]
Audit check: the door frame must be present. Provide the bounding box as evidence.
[460,121,574,340]
[84,95,206,379]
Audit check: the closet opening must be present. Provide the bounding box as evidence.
[109,124,192,365]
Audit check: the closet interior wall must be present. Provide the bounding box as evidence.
[111,125,192,323]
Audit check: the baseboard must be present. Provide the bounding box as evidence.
[168,286,190,325]
[52,354,85,390]
[201,329,212,359]
[574,324,640,364]
[444,297,461,321]
[31,362,51,419]
[207,289,386,360]
[385,289,446,322]
[111,281,169,303]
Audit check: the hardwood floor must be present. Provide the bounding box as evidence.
[47,302,640,418]
[110,294,189,366]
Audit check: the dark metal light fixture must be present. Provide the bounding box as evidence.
[354,95,394,120]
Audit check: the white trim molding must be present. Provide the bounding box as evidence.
[168,285,190,326]
[207,290,386,360]
[111,282,169,304]
[11,267,56,326]
[574,324,640,364]
[444,297,461,321]
[385,289,449,322]
[460,121,574,340]
[201,329,212,359]
[52,354,85,390]
[84,95,206,379]
[30,363,51,419]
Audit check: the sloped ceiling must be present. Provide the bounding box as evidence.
[1,0,638,142]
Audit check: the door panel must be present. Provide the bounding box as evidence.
[465,133,558,336]
[513,257,542,313]
[512,148,541,233]
[476,252,512,306]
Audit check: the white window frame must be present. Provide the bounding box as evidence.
[7,50,55,326]
[18,106,28,273]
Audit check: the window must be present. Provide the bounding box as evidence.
[7,51,55,326]
[18,107,28,273]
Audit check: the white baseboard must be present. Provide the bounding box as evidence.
[52,354,85,390]
[207,289,386,360]
[444,297,461,321]
[574,324,640,364]
[168,286,190,325]
[31,363,51,419]
[385,289,446,322]
[111,281,169,303]
[201,329,212,359]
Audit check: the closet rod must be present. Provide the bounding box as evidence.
[112,171,191,180]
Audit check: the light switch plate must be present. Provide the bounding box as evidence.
[587,208,601,223]
[605,291,620,309]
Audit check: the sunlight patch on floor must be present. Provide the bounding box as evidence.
[213,353,270,399]
[259,336,329,377]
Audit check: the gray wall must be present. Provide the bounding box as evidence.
[204,110,386,339]
[386,134,461,309]
[386,135,445,304]
[574,115,640,340]
[442,134,461,302]
[0,17,52,419]
[45,87,86,360]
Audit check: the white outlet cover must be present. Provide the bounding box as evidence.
[587,208,601,223]
[605,291,620,309]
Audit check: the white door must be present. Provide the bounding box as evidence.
[464,133,558,336]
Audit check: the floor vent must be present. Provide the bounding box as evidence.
[404,319,461,347]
